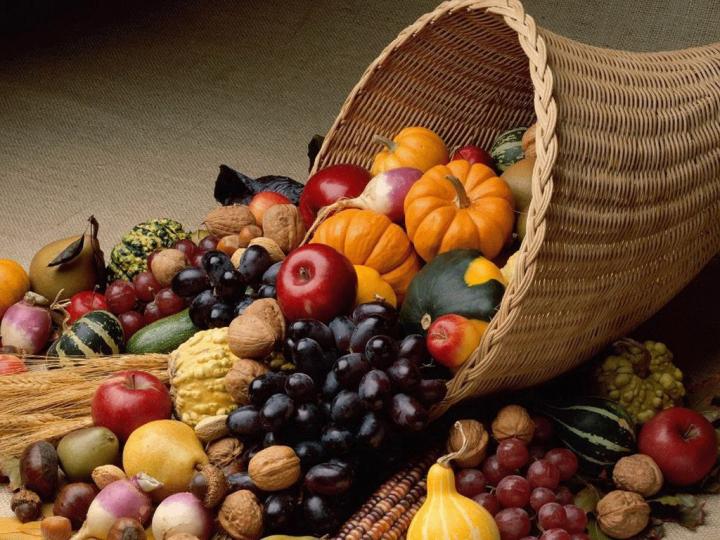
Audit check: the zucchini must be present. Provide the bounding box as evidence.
[126,309,199,354]
[56,310,124,360]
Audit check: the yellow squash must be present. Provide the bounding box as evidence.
[371,126,449,175]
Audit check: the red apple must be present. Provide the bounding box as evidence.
[426,314,488,370]
[638,407,717,486]
[91,370,173,441]
[451,145,494,168]
[276,244,357,322]
[299,164,371,228]
[248,191,292,224]
[0,353,27,375]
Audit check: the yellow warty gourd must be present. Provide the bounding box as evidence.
[408,422,500,540]
[169,328,240,426]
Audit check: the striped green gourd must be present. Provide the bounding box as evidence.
[540,397,636,470]
[56,310,125,359]
[490,127,526,172]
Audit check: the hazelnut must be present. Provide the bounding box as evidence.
[151,249,188,286]
[492,405,535,443]
[597,490,650,539]
[189,464,229,508]
[194,414,230,443]
[11,488,41,523]
[91,464,126,490]
[238,224,263,246]
[218,490,264,540]
[224,359,268,405]
[40,516,72,540]
[613,454,663,497]
[446,419,489,468]
[248,445,301,491]
[107,518,147,540]
[207,437,244,469]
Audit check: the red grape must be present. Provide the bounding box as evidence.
[455,469,486,498]
[555,486,574,505]
[545,449,578,481]
[482,455,513,486]
[105,280,138,314]
[155,288,185,316]
[532,415,555,444]
[497,438,530,470]
[146,250,158,271]
[530,487,557,511]
[191,250,207,268]
[133,271,161,302]
[540,531,571,540]
[569,534,590,540]
[496,475,531,508]
[527,459,560,490]
[495,508,531,540]
[143,301,163,325]
[118,311,144,339]
[174,239,197,259]
[473,493,500,516]
[519,537,539,540]
[563,505,587,533]
[538,502,567,530]
[529,445,547,461]
[198,235,219,251]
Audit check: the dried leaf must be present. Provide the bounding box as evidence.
[308,134,324,171]
[0,457,21,490]
[575,484,602,513]
[633,519,665,540]
[686,372,720,411]
[588,518,613,540]
[700,459,720,494]
[47,235,84,267]
[648,494,705,530]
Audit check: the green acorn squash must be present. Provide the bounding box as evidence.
[56,310,125,361]
[399,249,506,333]
[490,127,526,172]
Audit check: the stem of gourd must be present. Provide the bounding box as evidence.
[445,175,470,209]
[372,135,396,152]
[438,421,469,466]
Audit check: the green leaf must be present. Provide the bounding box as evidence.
[575,484,602,513]
[649,494,705,530]
[588,518,613,540]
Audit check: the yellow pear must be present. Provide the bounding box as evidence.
[123,420,208,501]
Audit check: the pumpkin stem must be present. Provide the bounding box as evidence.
[445,175,470,209]
[421,313,433,331]
[438,421,470,467]
[372,135,396,152]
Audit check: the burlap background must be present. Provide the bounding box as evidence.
[1,1,719,536]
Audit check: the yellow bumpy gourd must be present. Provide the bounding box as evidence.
[169,328,239,426]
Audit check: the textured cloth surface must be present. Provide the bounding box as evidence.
[0,1,719,536]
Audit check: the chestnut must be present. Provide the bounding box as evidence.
[20,440,59,500]
[53,482,98,529]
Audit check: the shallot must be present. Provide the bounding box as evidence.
[151,492,213,540]
[0,292,52,354]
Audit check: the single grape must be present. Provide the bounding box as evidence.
[257,284,276,298]
[455,469,486,498]
[118,311,144,339]
[285,373,317,402]
[263,492,296,533]
[105,280,138,314]
[237,245,273,286]
[303,494,341,536]
[540,530,572,540]
[208,303,235,327]
[364,335,398,369]
[261,261,282,286]
[143,301,163,324]
[173,239,197,259]
[191,250,206,268]
[333,353,370,388]
[414,378,448,406]
[249,373,287,407]
[482,455,513,487]
[538,502,567,531]
[304,462,353,496]
[530,487,557,512]
[226,471,261,495]
[171,267,211,298]
[563,505,588,533]
[227,405,262,438]
[292,337,327,384]
[387,358,421,392]
[389,394,428,431]
[294,440,326,471]
[473,493,500,516]
[497,438,530,470]
[288,319,335,350]
[568,534,590,540]
[330,390,365,425]
[262,431,282,448]
[532,415,555,445]
[545,449,578,481]
[320,425,355,456]
[351,301,398,324]
[198,235,219,251]
[519,537,539,540]
[155,287,185,316]
[329,315,355,353]
[358,369,392,411]
[349,316,394,353]
[397,333,429,364]
[322,370,341,400]
[555,486,574,505]
[234,296,253,316]
[495,508,531,540]
[293,402,324,439]
[215,270,245,301]
[527,459,561,490]
[188,289,220,329]
[496,475,531,508]
[260,393,295,432]
[146,250,159,272]
[356,412,386,449]
[202,250,235,285]
[133,271,161,302]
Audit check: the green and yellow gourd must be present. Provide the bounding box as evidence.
[408,421,500,540]
[56,310,125,362]
[490,127,526,172]
[399,249,505,333]
[169,328,239,427]
[107,218,189,281]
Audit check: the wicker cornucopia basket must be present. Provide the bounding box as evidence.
[313,0,720,415]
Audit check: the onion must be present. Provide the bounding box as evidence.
[0,292,52,354]
[151,492,213,540]
[72,473,160,540]
[304,167,422,238]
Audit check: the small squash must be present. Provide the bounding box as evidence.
[0,259,30,319]
[404,160,515,262]
[490,127,526,172]
[371,126,448,175]
[407,421,500,540]
[353,265,397,308]
[311,209,421,298]
[56,310,125,361]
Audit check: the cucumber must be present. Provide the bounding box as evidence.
[126,309,199,354]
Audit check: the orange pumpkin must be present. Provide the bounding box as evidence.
[311,209,421,298]
[371,127,449,176]
[404,160,515,262]
[0,259,30,319]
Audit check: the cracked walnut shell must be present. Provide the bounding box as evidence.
[597,490,650,539]
[613,454,663,497]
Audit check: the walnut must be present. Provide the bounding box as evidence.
[228,314,278,359]
[613,454,663,497]
[151,248,188,286]
[204,205,257,238]
[248,445,301,491]
[262,204,305,253]
[243,298,285,341]
[491,405,535,443]
[207,437,244,469]
[194,414,230,443]
[446,420,489,468]
[11,489,41,523]
[189,464,228,508]
[91,464,127,490]
[218,490,264,540]
[225,359,268,404]
[597,490,650,539]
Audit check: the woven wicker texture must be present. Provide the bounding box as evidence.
[313,0,720,414]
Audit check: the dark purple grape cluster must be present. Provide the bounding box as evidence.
[173,245,280,329]
[224,301,450,535]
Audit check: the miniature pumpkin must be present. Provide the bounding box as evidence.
[371,126,449,175]
[310,209,421,298]
[407,422,500,540]
[0,260,30,319]
[404,160,515,262]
